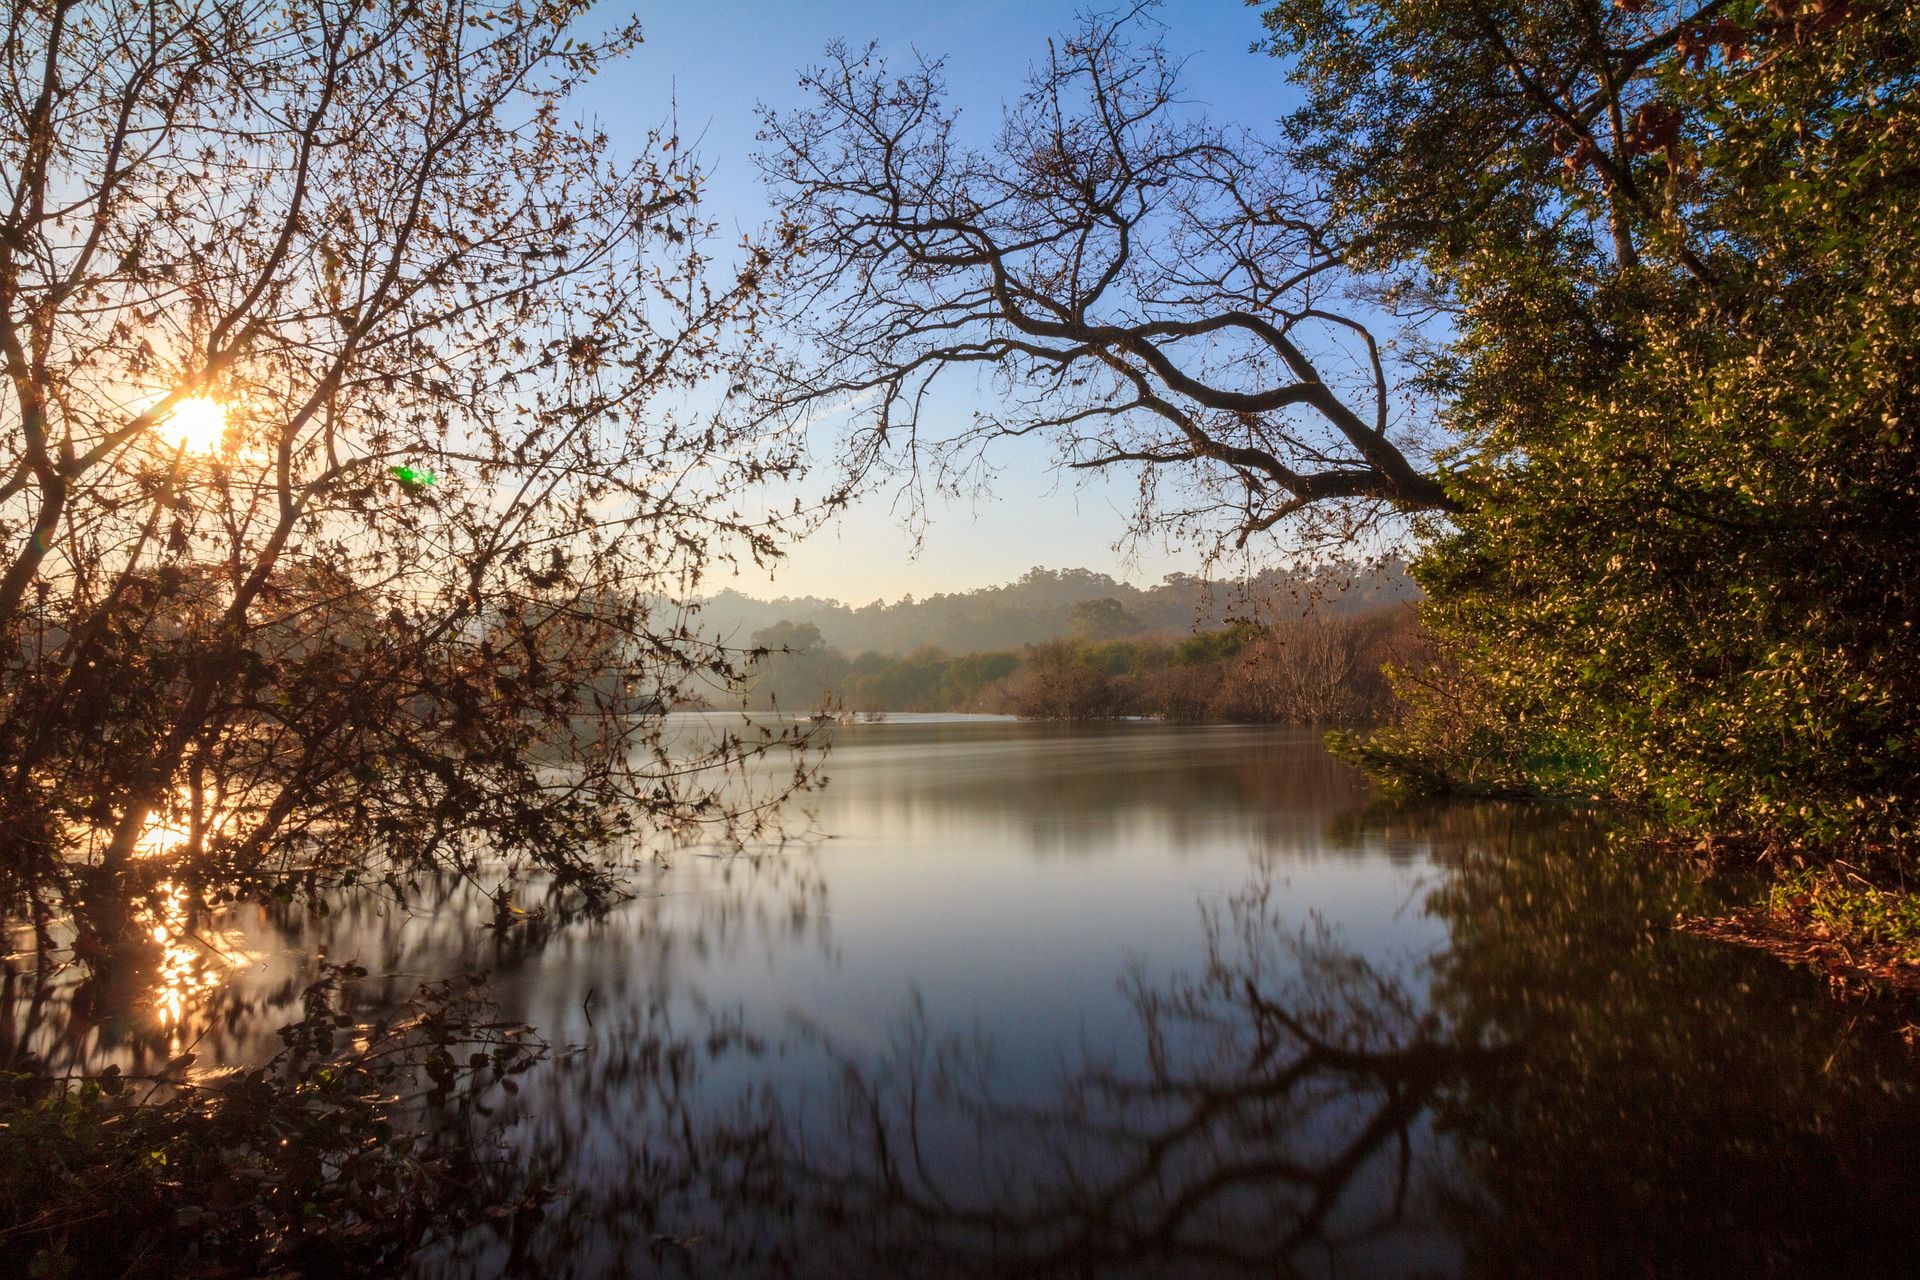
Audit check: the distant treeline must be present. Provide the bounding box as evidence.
[739,605,1420,724]
[698,561,1418,658]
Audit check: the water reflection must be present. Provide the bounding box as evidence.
[795,720,1379,861]
[435,728,1918,1278]
[1421,809,1920,1277]
[8,723,1919,1277]
[737,884,1498,1278]
[143,879,247,1028]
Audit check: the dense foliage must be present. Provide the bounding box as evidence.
[0,966,544,1279]
[1263,0,1920,861]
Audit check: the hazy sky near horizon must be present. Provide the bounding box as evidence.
[562,1,1304,604]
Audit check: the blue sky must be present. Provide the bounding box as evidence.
[575,2,1295,604]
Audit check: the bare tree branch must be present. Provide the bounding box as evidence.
[743,12,1456,556]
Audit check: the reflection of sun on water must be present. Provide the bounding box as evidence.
[133,795,250,1031]
[134,784,233,860]
[145,880,227,1029]
[158,395,227,453]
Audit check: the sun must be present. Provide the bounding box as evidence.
[159,396,228,453]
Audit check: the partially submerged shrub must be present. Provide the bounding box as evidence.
[0,965,546,1280]
[1332,645,1607,801]
[1004,642,1117,720]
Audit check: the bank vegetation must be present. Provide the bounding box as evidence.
[742,604,1420,725]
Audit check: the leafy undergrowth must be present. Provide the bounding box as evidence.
[1765,866,1920,962]
[1677,864,1920,1005]
[0,965,548,1280]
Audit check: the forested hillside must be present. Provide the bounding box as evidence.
[697,560,1418,656]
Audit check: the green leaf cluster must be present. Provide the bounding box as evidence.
[1271,1,1920,860]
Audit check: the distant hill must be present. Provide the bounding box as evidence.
[694,560,1418,657]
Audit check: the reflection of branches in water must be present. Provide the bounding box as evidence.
[3,706,826,1077]
[0,868,575,1078]
[415,994,790,1278]
[3,825,829,1089]
[403,803,1920,1279]
[1419,824,1920,1279]
[779,886,1498,1278]
[435,872,1500,1279]
[1322,794,1634,871]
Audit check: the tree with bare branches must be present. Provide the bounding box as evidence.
[745,11,1453,561]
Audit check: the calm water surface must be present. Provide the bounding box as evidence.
[22,719,1920,1277]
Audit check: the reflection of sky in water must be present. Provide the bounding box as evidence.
[21,720,1920,1276]
[122,721,1440,1082]
[10,720,1426,1133]
[719,723,1443,1074]
[455,720,1465,1275]
[459,725,1433,1077]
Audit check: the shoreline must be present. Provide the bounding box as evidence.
[1676,907,1920,1010]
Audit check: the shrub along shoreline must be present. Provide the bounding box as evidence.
[743,605,1422,726]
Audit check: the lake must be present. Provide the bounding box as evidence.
[18,718,1920,1277]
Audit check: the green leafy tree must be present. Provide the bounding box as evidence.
[1171,620,1264,667]
[1263,0,1920,858]
[939,650,1020,706]
[1068,597,1139,641]
[841,644,951,711]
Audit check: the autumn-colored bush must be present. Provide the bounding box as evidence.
[1002,642,1118,720]
[1214,610,1414,724]
[1121,664,1219,722]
